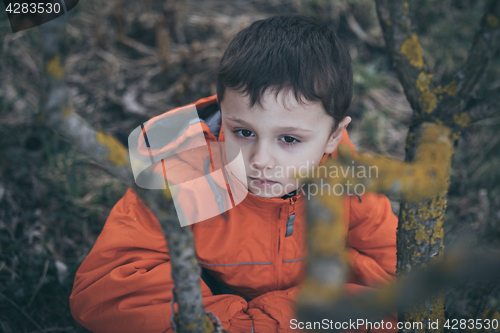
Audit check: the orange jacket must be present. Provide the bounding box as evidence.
[70,95,398,333]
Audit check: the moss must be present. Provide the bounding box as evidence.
[95,131,128,167]
[416,72,433,92]
[401,34,424,68]
[45,54,65,79]
[201,314,216,333]
[429,295,446,332]
[486,14,498,28]
[404,296,445,332]
[443,80,458,96]
[419,90,438,114]
[415,72,438,114]
[453,112,471,128]
[404,303,426,329]
[173,314,201,331]
[414,223,429,244]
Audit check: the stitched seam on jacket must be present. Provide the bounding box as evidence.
[282,256,308,263]
[198,262,272,266]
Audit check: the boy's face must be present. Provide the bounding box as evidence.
[220,89,351,198]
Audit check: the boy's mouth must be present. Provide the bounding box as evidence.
[249,177,279,187]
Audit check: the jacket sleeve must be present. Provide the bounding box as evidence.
[247,285,300,333]
[343,192,398,333]
[346,192,397,287]
[69,188,254,333]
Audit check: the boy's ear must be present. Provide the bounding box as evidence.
[324,116,352,154]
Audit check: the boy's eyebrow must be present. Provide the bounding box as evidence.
[226,117,313,133]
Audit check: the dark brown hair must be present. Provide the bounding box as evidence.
[216,14,353,129]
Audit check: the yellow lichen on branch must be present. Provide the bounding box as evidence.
[95,131,128,167]
[45,54,65,79]
[400,34,424,68]
[416,72,438,114]
[419,91,438,114]
[318,123,454,202]
[442,80,458,96]
[401,197,446,255]
[453,112,471,128]
[413,123,454,177]
[416,72,433,92]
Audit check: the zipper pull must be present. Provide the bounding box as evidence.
[285,197,296,237]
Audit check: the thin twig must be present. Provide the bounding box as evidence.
[467,133,500,176]
[0,291,44,333]
[457,0,500,98]
[345,12,384,48]
[25,260,49,309]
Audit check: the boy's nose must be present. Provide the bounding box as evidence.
[250,142,276,171]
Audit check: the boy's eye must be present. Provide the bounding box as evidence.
[281,136,300,145]
[234,129,254,138]
[241,129,253,137]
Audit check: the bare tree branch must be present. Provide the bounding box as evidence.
[39,15,213,333]
[298,248,500,332]
[457,0,500,99]
[375,0,435,116]
[345,12,384,48]
[466,87,500,123]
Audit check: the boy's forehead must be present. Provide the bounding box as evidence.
[221,88,322,113]
[220,88,335,132]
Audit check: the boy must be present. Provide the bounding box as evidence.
[70,14,397,332]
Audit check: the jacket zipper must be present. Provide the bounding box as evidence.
[285,197,296,237]
[276,197,297,290]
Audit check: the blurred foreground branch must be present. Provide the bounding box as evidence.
[39,15,213,333]
[299,247,500,331]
